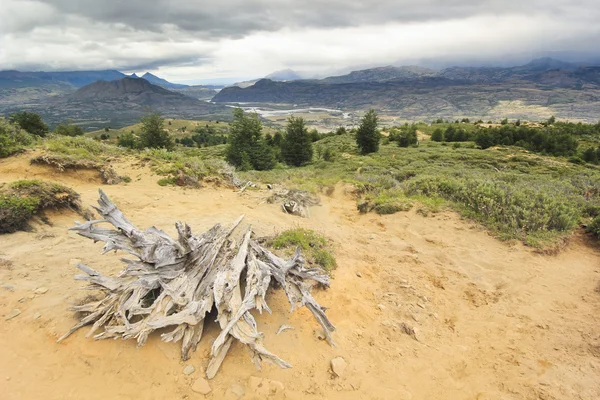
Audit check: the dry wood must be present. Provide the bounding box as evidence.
[59,189,335,378]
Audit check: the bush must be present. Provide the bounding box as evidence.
[0,180,81,233]
[118,132,139,149]
[0,118,35,158]
[587,215,600,237]
[54,121,84,137]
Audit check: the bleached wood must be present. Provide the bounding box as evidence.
[59,189,335,378]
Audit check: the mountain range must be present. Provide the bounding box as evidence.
[3,57,600,127]
[212,58,600,122]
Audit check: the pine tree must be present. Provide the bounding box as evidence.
[226,108,275,170]
[281,116,313,166]
[355,109,379,154]
[139,112,174,150]
[431,128,444,142]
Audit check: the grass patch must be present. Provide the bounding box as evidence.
[245,136,600,248]
[0,180,81,233]
[357,189,413,215]
[270,228,337,273]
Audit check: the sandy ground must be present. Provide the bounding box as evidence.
[1,154,599,400]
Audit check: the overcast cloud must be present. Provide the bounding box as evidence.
[1,0,599,83]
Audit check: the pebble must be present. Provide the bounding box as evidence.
[191,377,211,395]
[35,287,49,294]
[33,312,41,320]
[5,309,21,321]
[331,357,347,377]
[183,365,195,375]
[314,329,326,340]
[377,304,386,311]
[224,383,245,399]
[356,272,362,278]
[417,302,425,309]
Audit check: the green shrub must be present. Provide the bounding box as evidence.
[0,180,81,233]
[0,118,36,158]
[587,216,600,238]
[271,228,336,272]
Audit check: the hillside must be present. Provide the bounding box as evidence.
[5,77,230,129]
[0,70,126,89]
[212,59,600,122]
[320,65,438,84]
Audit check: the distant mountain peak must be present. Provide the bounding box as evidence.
[138,72,188,89]
[265,69,303,81]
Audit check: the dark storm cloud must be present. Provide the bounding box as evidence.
[25,0,600,38]
[1,0,599,78]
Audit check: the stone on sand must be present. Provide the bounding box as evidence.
[191,377,211,395]
[5,309,21,320]
[183,365,195,375]
[331,357,347,377]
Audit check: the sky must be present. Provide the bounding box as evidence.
[1,0,600,84]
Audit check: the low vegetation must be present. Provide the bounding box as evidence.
[268,228,337,273]
[4,110,600,249]
[0,118,36,158]
[0,180,81,233]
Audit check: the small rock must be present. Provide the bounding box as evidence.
[3,286,14,291]
[33,312,41,320]
[417,302,425,309]
[191,377,211,395]
[18,297,26,303]
[355,272,362,278]
[34,287,49,294]
[267,184,273,190]
[314,329,326,340]
[331,357,347,377]
[5,309,21,321]
[377,304,386,311]
[224,383,245,399]
[183,365,195,375]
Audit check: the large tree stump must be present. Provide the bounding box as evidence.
[58,190,335,379]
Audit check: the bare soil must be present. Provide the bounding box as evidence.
[1,154,599,400]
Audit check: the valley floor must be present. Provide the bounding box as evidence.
[0,156,599,399]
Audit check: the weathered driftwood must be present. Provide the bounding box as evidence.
[268,188,320,218]
[59,189,335,379]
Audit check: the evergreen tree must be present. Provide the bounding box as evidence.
[355,109,379,154]
[139,113,174,150]
[226,108,275,171]
[431,128,444,142]
[281,116,313,166]
[583,147,599,164]
[9,111,48,137]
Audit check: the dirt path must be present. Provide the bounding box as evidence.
[1,154,599,399]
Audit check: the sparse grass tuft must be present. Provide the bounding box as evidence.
[270,228,337,272]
